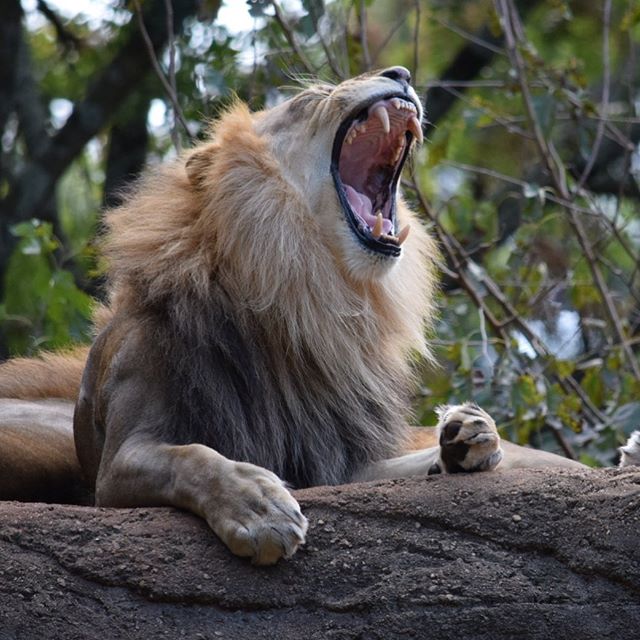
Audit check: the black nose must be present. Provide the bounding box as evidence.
[380,66,411,87]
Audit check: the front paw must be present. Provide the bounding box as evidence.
[208,461,308,566]
[430,403,503,474]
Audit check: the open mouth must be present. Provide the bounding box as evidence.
[331,94,423,257]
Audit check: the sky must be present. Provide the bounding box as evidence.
[21,0,259,34]
[21,0,270,131]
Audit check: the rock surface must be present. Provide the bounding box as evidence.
[0,467,639,640]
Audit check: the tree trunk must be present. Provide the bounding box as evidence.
[0,467,638,639]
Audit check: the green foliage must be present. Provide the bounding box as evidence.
[1,220,93,355]
[4,0,639,467]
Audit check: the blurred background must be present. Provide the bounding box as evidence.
[1,0,639,465]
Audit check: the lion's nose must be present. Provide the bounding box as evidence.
[379,66,412,87]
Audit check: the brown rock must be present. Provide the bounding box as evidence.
[0,468,639,639]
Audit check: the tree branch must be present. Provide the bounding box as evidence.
[270,0,318,77]
[496,0,640,381]
[423,0,542,132]
[3,0,204,225]
[575,0,612,192]
[132,0,191,150]
[0,0,22,137]
[14,28,49,159]
[36,0,83,51]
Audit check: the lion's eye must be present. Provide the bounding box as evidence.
[331,96,422,257]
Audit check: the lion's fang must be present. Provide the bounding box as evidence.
[372,212,384,239]
[408,116,423,144]
[373,105,390,133]
[398,224,410,245]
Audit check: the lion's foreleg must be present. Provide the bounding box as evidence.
[95,438,308,565]
[352,446,443,481]
[76,330,308,566]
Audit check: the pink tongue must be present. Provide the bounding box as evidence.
[344,185,393,235]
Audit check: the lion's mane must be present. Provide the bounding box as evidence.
[101,96,438,488]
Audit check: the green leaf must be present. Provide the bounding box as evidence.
[553,359,576,380]
[532,93,556,137]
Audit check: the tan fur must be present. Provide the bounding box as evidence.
[0,347,89,401]
[0,399,87,502]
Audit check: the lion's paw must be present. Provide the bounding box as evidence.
[619,431,640,468]
[208,462,308,566]
[428,403,503,474]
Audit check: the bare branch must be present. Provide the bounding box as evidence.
[576,0,612,192]
[36,0,83,51]
[308,0,346,80]
[405,174,610,433]
[163,0,181,152]
[371,15,407,68]
[270,0,318,77]
[496,0,640,380]
[429,15,505,56]
[358,0,371,71]
[132,0,191,148]
[412,0,420,82]
[423,0,543,132]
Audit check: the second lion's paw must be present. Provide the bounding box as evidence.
[429,403,503,474]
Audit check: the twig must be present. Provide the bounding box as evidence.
[496,0,640,380]
[163,0,180,152]
[408,171,509,344]
[446,159,640,272]
[132,0,191,146]
[412,0,420,82]
[439,86,534,138]
[575,0,611,192]
[270,0,318,77]
[478,307,493,374]
[424,80,542,89]
[544,423,578,459]
[36,0,83,51]
[309,0,346,80]
[430,14,505,56]
[358,0,371,71]
[371,15,407,67]
[441,161,597,218]
[406,174,609,431]
[496,0,565,189]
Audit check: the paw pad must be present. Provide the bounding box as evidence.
[436,403,502,473]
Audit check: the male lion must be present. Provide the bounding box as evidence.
[1,67,638,564]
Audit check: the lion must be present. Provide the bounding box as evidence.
[1,67,638,565]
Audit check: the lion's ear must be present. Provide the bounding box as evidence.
[185,144,218,188]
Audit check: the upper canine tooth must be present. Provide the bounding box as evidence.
[408,116,423,144]
[392,98,401,110]
[372,212,384,238]
[398,224,410,245]
[373,105,390,133]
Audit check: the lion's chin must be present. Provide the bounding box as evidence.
[331,93,422,260]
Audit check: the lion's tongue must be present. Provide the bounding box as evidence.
[344,185,393,235]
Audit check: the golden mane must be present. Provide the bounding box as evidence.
[105,99,438,404]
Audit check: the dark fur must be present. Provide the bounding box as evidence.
[77,284,412,490]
